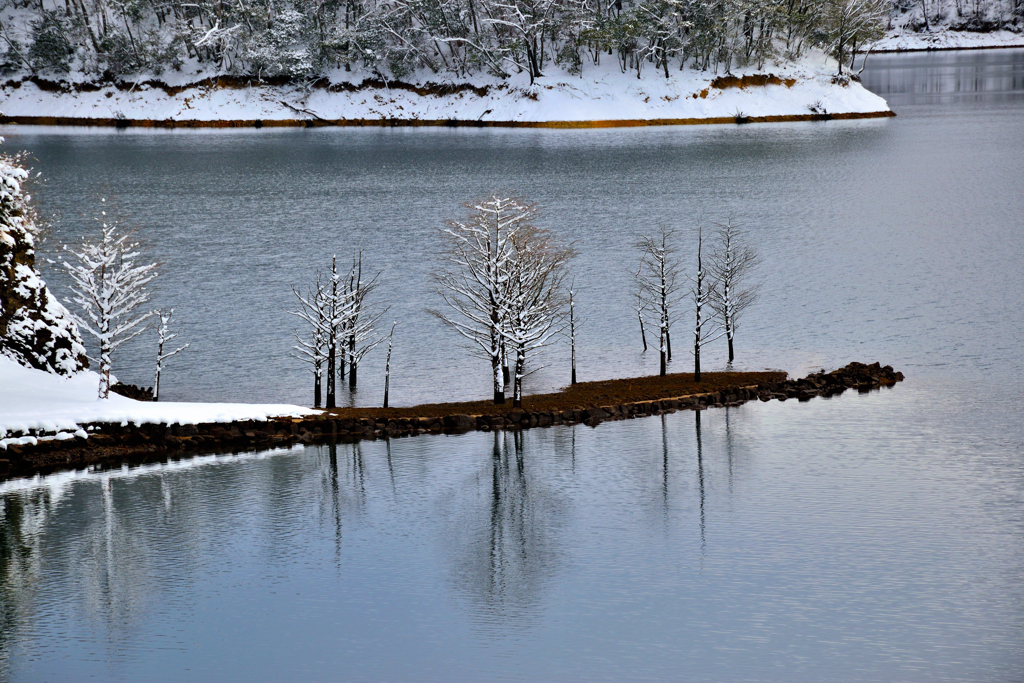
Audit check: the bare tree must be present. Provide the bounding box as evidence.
[324,257,342,408]
[566,277,586,385]
[152,308,189,401]
[431,194,536,404]
[818,0,888,75]
[289,269,328,408]
[383,321,397,408]
[709,220,760,364]
[62,213,157,399]
[635,293,648,352]
[635,227,681,377]
[688,224,722,382]
[343,251,386,391]
[503,226,575,407]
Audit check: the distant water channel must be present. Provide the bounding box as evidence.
[1,49,1022,681]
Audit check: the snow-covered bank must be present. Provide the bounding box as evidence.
[0,61,890,126]
[871,29,1024,52]
[0,356,316,448]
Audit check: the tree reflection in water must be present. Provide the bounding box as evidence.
[443,429,567,632]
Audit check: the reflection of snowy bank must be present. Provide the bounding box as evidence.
[0,60,891,126]
[872,29,1024,52]
[0,443,303,497]
[0,356,315,449]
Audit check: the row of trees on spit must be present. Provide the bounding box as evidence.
[290,194,760,409]
[2,0,925,83]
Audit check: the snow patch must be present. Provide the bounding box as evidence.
[0,355,316,448]
[872,28,1024,52]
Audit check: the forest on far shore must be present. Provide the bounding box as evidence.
[3,0,1017,84]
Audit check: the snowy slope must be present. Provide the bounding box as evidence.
[0,355,316,448]
[0,59,890,124]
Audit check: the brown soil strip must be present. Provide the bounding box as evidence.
[323,371,784,420]
[0,110,894,129]
[0,363,904,481]
[710,73,798,89]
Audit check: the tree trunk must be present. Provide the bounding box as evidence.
[571,336,577,385]
[348,336,356,388]
[513,345,525,408]
[694,342,701,382]
[154,338,164,401]
[326,340,336,408]
[501,340,510,385]
[99,357,111,399]
[638,307,648,351]
[314,373,322,408]
[660,327,667,376]
[492,358,506,404]
[727,329,735,363]
[99,324,111,398]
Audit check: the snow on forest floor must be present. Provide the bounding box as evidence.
[871,28,1024,52]
[0,57,889,124]
[0,356,316,449]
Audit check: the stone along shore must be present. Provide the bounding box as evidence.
[0,362,903,479]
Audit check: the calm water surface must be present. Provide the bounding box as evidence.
[0,49,1022,681]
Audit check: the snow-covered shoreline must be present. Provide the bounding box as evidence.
[0,60,891,127]
[870,28,1024,52]
[0,356,316,449]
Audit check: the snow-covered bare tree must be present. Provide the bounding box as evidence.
[635,227,681,377]
[816,0,888,74]
[431,194,536,404]
[383,320,397,408]
[324,256,361,407]
[290,269,328,407]
[566,277,586,385]
[635,292,649,352]
[688,223,721,381]
[61,210,157,399]
[343,251,386,391]
[503,225,574,406]
[152,308,190,401]
[709,219,760,364]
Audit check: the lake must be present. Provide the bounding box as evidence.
[1,48,1022,681]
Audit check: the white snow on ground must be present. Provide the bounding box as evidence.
[872,28,1024,52]
[0,59,889,123]
[0,355,316,448]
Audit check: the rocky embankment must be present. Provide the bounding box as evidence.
[0,362,903,479]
